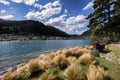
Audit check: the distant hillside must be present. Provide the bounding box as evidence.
[0,19,5,23]
[80,30,90,38]
[0,19,70,37]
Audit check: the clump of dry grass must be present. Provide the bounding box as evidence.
[2,71,30,80]
[62,47,90,58]
[27,59,42,74]
[2,47,109,80]
[87,65,107,80]
[2,72,16,80]
[37,54,49,60]
[39,67,62,80]
[52,54,69,70]
[67,56,77,65]
[77,53,95,65]
[64,64,87,80]
[16,64,27,74]
[49,52,57,59]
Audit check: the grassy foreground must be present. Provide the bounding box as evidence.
[98,44,120,80]
[2,45,120,80]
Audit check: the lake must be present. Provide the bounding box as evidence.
[0,39,90,75]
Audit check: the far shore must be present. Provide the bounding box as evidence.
[0,34,88,41]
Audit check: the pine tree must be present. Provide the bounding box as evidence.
[87,0,119,43]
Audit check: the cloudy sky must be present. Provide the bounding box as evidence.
[0,0,93,34]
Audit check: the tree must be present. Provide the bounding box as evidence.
[87,0,119,43]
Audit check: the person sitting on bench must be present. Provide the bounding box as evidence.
[94,41,105,51]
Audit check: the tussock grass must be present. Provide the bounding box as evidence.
[77,53,95,65]
[49,52,57,59]
[52,54,69,70]
[64,64,87,80]
[2,47,109,80]
[27,59,43,77]
[67,56,77,65]
[14,72,30,80]
[63,47,89,58]
[2,72,16,80]
[16,65,27,74]
[87,65,107,80]
[39,67,63,80]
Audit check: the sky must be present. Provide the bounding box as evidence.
[0,0,94,34]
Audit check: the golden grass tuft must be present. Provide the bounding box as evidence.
[87,65,107,80]
[39,71,56,80]
[37,54,48,60]
[77,53,95,65]
[27,59,41,74]
[16,65,27,74]
[52,54,69,70]
[64,64,87,80]
[2,72,16,80]
[62,47,90,58]
[48,52,57,59]
[67,56,77,65]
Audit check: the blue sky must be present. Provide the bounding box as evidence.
[0,0,93,34]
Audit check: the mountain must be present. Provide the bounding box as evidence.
[0,19,5,23]
[0,19,70,37]
[80,30,90,38]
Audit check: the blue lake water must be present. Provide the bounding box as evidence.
[0,39,90,75]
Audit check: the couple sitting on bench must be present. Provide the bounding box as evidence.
[94,41,105,51]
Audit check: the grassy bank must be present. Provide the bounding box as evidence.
[98,44,120,80]
[2,44,120,80]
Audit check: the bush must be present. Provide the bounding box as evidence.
[14,72,30,80]
[53,54,69,70]
[39,67,63,80]
[91,50,100,57]
[77,53,95,65]
[48,67,60,75]
[64,64,87,80]
[2,72,16,80]
[87,65,107,80]
[28,59,40,73]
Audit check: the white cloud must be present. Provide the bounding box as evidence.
[43,0,60,9]
[0,10,6,13]
[64,9,68,14]
[25,7,61,20]
[0,0,10,5]
[66,15,87,25]
[82,1,94,11]
[0,15,14,20]
[25,0,62,21]
[24,0,37,6]
[45,14,87,34]
[34,3,43,10]
[12,0,22,3]
[12,0,38,5]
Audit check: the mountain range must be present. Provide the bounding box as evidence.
[0,19,70,37]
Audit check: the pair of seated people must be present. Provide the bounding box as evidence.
[94,41,105,51]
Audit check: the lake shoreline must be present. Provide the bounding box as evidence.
[0,34,88,41]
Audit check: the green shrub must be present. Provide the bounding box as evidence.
[14,72,30,80]
[48,67,60,75]
[64,64,87,80]
[39,67,63,80]
[91,50,99,57]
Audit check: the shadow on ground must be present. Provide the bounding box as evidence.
[100,49,111,54]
